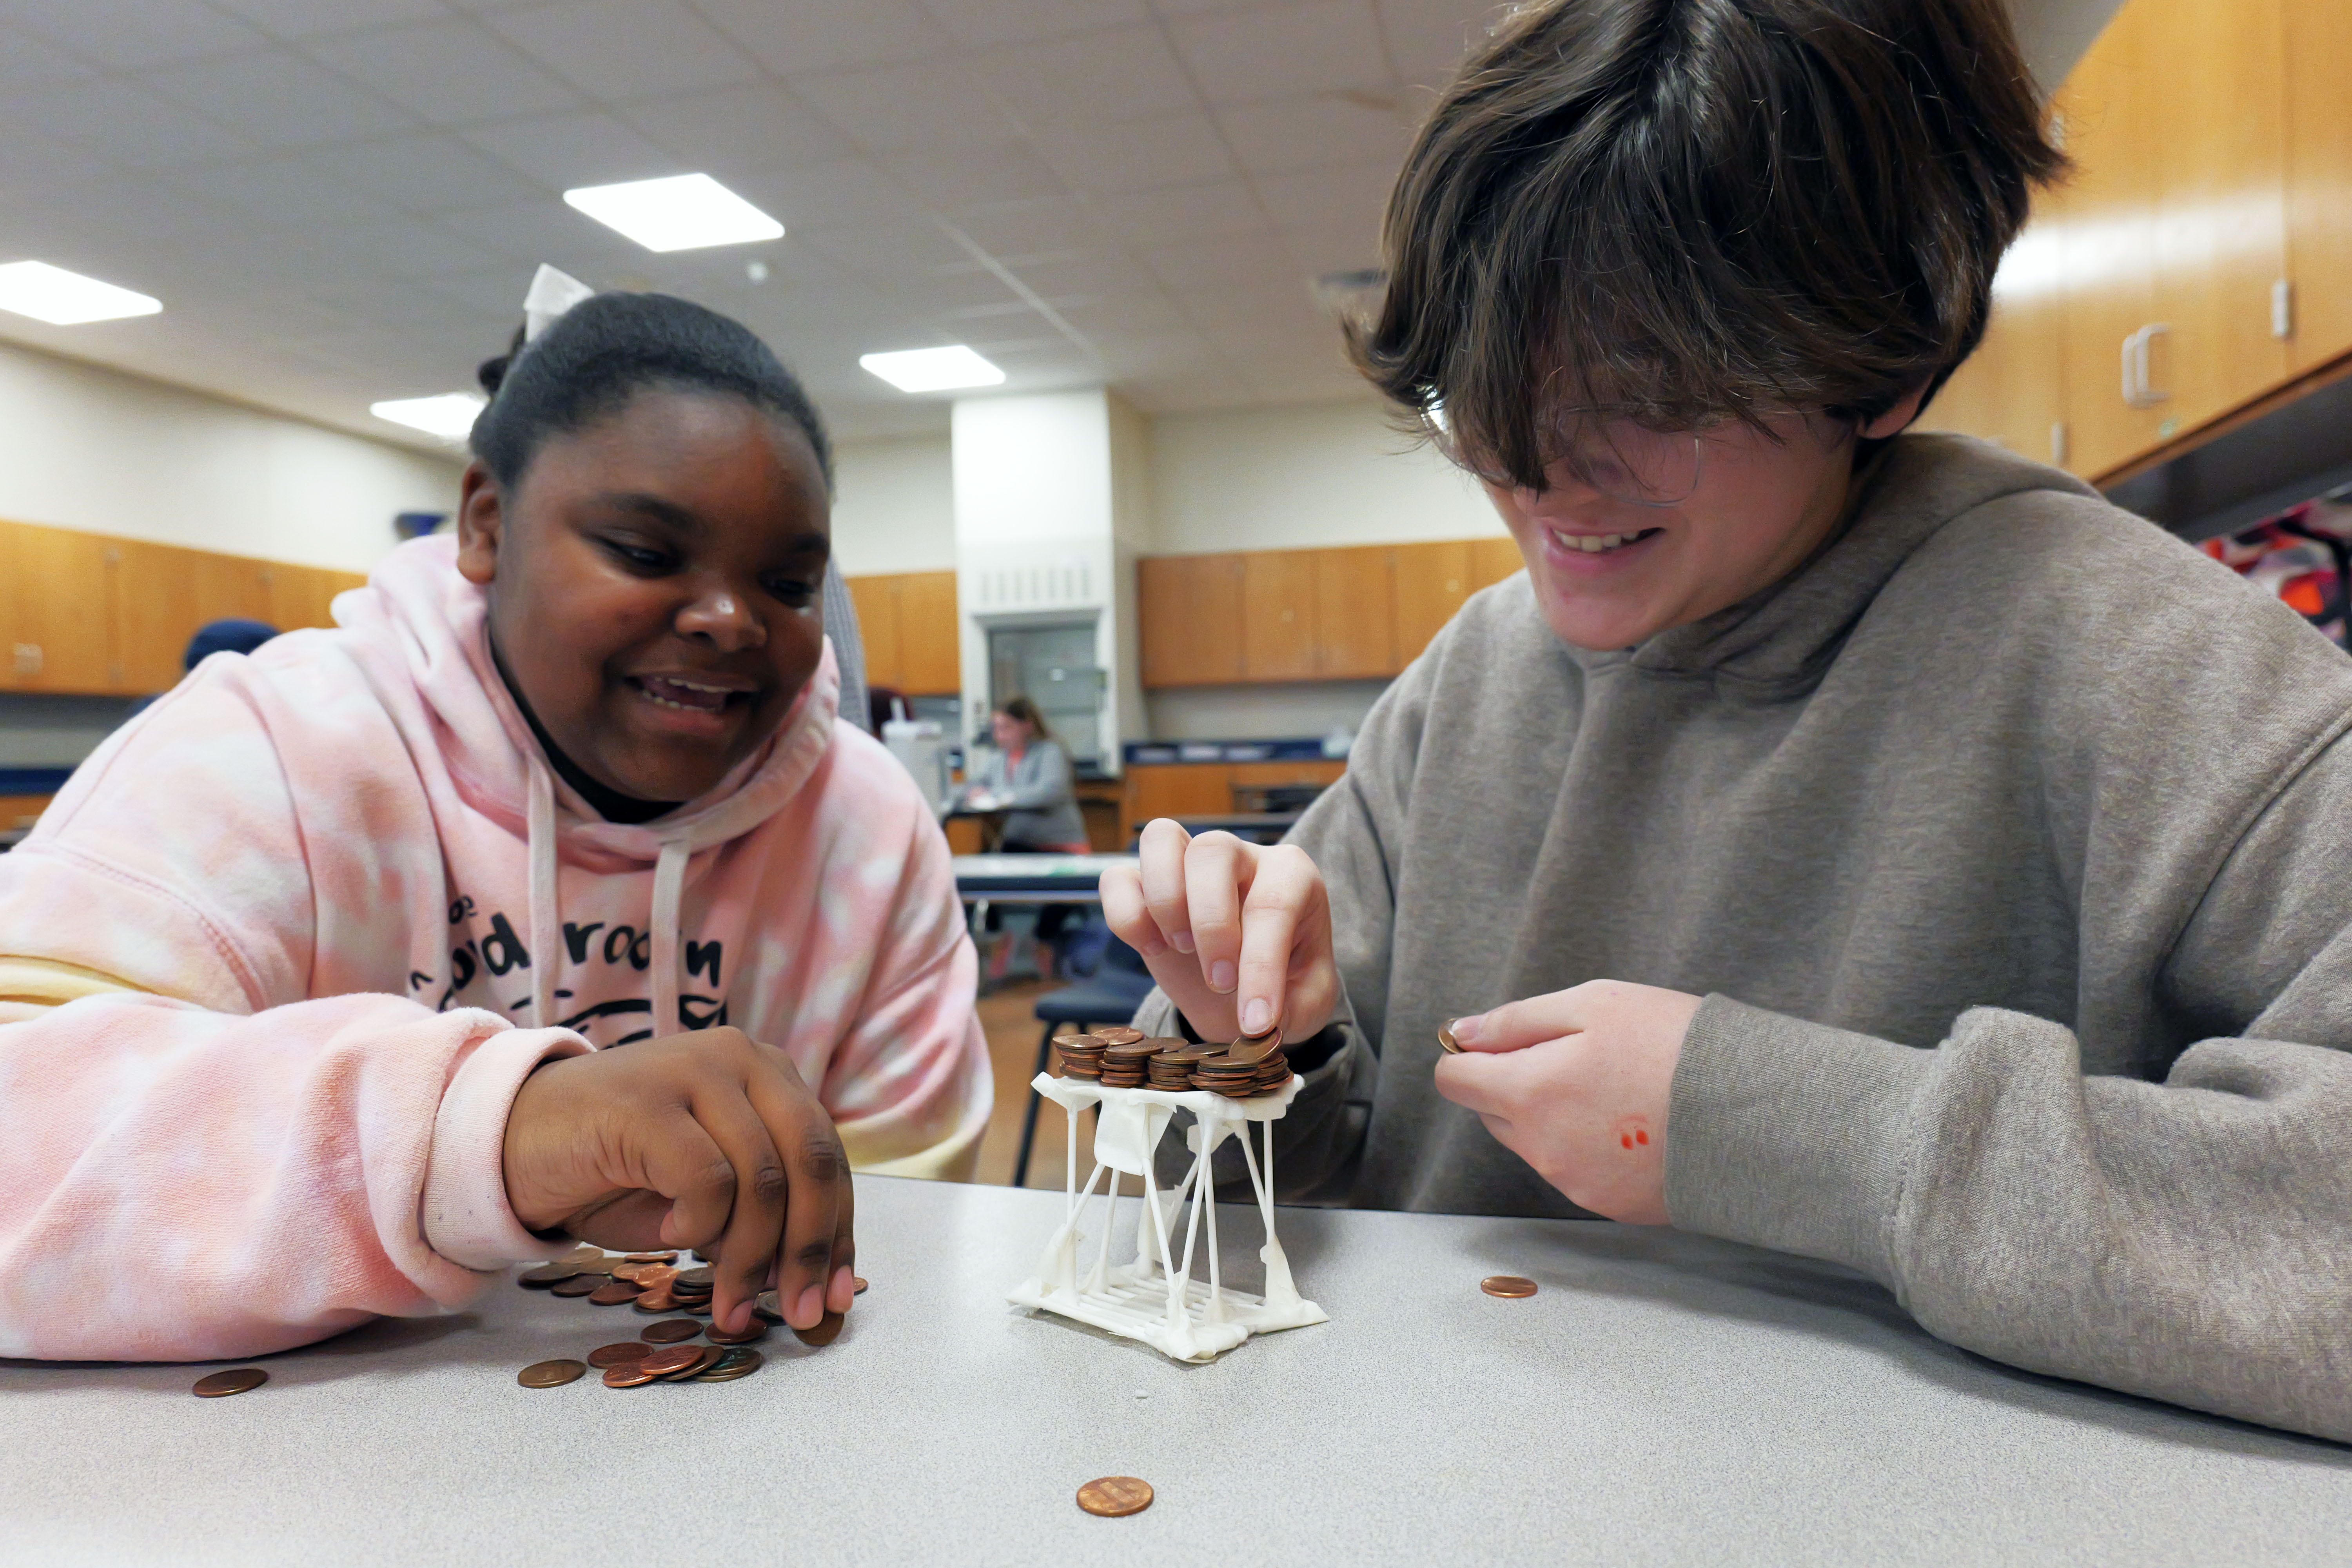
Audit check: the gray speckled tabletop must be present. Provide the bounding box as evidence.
[2,1175,2346,1566]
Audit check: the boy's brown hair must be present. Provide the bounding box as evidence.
[1349,0,2065,490]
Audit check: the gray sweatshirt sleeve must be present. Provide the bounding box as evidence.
[1667,729,2352,1443]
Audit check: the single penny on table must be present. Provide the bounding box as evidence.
[587,1342,650,1369]
[517,1261,579,1288]
[1480,1275,1538,1299]
[640,1319,702,1345]
[549,1275,602,1299]
[192,1368,267,1398]
[1076,1477,1154,1518]
[517,1359,585,1389]
[853,1276,869,1295]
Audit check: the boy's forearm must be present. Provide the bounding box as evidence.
[1666,995,2352,1443]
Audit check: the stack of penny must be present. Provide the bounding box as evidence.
[1053,1032,1105,1080]
[1147,1040,1211,1089]
[1099,1040,1159,1087]
[1192,1030,1292,1098]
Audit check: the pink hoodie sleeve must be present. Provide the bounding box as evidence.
[0,991,584,1361]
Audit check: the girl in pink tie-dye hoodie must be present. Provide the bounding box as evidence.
[0,292,989,1361]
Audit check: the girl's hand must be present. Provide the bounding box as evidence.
[1100,820,1340,1044]
[1434,980,1700,1224]
[501,1027,854,1336]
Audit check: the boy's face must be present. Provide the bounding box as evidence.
[1483,395,1922,651]
[457,388,832,804]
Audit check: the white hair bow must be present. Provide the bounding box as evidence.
[521,263,595,341]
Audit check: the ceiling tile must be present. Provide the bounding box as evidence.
[727,158,924,232]
[621,83,851,174]
[1249,157,1394,236]
[1215,93,1410,175]
[434,198,649,267]
[792,58,1026,154]
[181,158,392,229]
[0,0,267,69]
[974,23,1198,127]
[1145,231,1293,291]
[0,21,98,84]
[306,17,583,125]
[795,222,975,281]
[459,109,682,188]
[1087,178,1268,245]
[302,132,549,213]
[1169,0,1392,105]
[1374,0,1490,87]
[484,0,762,100]
[0,126,119,198]
[332,218,509,278]
[1030,110,1234,195]
[879,144,1067,215]
[145,48,420,148]
[690,0,956,77]
[0,78,256,168]
[210,0,454,40]
[918,0,1151,50]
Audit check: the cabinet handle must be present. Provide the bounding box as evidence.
[2121,323,2171,408]
[12,643,42,677]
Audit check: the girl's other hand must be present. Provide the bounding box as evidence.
[1100,820,1339,1045]
[500,1028,854,1336]
[1434,980,1699,1224]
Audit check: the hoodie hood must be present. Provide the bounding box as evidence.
[336,535,842,1038]
[1610,433,2103,696]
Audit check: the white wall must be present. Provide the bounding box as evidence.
[1150,400,1505,556]
[1145,681,1390,744]
[829,435,955,575]
[0,340,459,573]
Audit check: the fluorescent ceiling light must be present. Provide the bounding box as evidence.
[0,261,161,325]
[860,345,1006,394]
[562,173,782,252]
[371,393,485,441]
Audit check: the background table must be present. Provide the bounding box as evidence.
[4,1176,2345,1565]
[952,852,1135,906]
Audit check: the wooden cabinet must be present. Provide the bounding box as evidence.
[843,570,959,696]
[1392,540,1472,668]
[1,519,366,695]
[1920,211,2071,467]
[1139,554,1244,686]
[1120,759,1348,841]
[1239,550,1318,680]
[2286,0,2352,372]
[1468,536,1524,592]
[1312,547,1396,677]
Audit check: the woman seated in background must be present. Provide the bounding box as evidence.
[961,695,1090,976]
[1106,0,2352,1442]
[0,289,989,1363]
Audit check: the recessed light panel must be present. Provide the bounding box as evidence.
[0,261,161,325]
[562,174,783,253]
[371,393,486,441]
[859,346,1007,394]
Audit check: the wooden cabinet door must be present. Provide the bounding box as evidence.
[1392,540,1472,665]
[1138,554,1244,687]
[2147,0,2289,438]
[109,539,207,693]
[1918,213,2071,469]
[2286,0,2352,372]
[895,571,960,695]
[844,574,901,689]
[192,551,276,626]
[1240,550,1317,681]
[1468,535,1524,593]
[2056,24,2167,478]
[2,521,117,693]
[1122,763,1236,838]
[1312,545,1396,677]
[264,563,346,632]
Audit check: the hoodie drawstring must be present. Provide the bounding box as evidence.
[650,839,690,1040]
[525,753,561,1032]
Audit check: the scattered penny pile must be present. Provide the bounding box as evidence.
[1054,1025,1291,1099]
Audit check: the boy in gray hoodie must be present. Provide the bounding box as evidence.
[1105,0,2352,1443]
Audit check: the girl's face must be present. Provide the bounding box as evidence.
[456,388,831,804]
[991,711,1033,750]
[1482,392,1924,652]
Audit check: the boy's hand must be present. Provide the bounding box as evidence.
[1100,820,1340,1045]
[1434,980,1700,1224]
[501,1028,855,1336]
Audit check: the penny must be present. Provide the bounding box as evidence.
[549,1275,602,1298]
[637,1345,704,1378]
[608,1263,649,1285]
[676,1265,716,1290]
[517,1359,585,1389]
[631,1265,679,1292]
[853,1277,868,1295]
[192,1368,267,1398]
[633,1288,680,1313]
[1076,1477,1154,1518]
[1224,1034,1279,1065]
[656,1345,720,1381]
[588,1282,641,1306]
[1437,1021,1463,1054]
[692,1347,764,1383]
[1481,1275,1538,1299]
[564,1245,606,1266]
[602,1362,662,1388]
[1093,1026,1144,1047]
[792,1310,846,1348]
[588,1342,651,1369]
[704,1317,768,1346]
[518,1261,580,1288]
[641,1319,702,1345]
[622,1252,679,1264]
[754,1290,785,1322]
